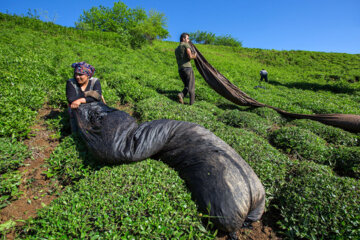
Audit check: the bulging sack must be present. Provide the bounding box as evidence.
[74,102,265,232]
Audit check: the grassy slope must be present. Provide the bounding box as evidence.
[0,13,359,239]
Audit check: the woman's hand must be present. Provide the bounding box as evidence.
[70,98,86,109]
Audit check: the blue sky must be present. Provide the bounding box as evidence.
[1,0,359,54]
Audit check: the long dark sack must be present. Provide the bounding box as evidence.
[190,43,360,133]
[73,102,265,233]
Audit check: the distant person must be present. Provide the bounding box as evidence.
[175,33,197,105]
[260,69,268,82]
[66,61,105,132]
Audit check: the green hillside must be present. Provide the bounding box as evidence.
[1,13,359,239]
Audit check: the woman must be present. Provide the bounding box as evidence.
[66,61,105,132]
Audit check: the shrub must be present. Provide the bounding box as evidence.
[270,126,330,165]
[218,110,272,137]
[290,119,360,146]
[0,138,31,208]
[21,161,217,239]
[189,30,242,47]
[213,34,242,48]
[45,135,99,185]
[0,171,22,209]
[277,161,360,239]
[195,101,224,117]
[0,138,30,174]
[249,107,288,125]
[135,96,223,131]
[331,146,360,178]
[113,77,157,104]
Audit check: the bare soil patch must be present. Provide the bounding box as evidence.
[216,220,281,240]
[237,221,281,240]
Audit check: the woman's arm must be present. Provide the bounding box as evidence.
[70,98,86,109]
[66,80,85,104]
[66,80,86,108]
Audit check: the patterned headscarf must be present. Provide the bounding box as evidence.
[71,62,95,78]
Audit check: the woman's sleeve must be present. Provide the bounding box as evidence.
[66,80,85,104]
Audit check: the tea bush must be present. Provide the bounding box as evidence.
[0,138,31,208]
[45,135,99,185]
[218,109,272,137]
[21,161,217,239]
[277,161,360,239]
[135,96,224,131]
[0,171,22,209]
[290,119,360,146]
[249,107,288,125]
[270,126,331,165]
[331,146,360,178]
[0,138,30,174]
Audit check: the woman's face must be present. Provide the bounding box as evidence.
[75,73,89,86]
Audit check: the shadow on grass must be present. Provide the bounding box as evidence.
[43,109,107,185]
[155,89,180,102]
[261,203,284,238]
[43,108,71,141]
[270,80,356,94]
[216,103,257,112]
[156,89,195,105]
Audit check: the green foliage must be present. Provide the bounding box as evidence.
[76,2,145,32]
[26,9,40,20]
[135,10,169,41]
[21,161,217,239]
[277,161,360,239]
[249,107,288,125]
[270,126,330,165]
[290,119,360,146]
[113,77,158,104]
[189,30,242,47]
[0,171,22,209]
[0,82,44,138]
[45,134,99,185]
[331,146,360,178]
[218,109,272,137]
[136,96,224,131]
[76,1,169,48]
[0,138,30,174]
[189,30,215,44]
[0,138,30,208]
[213,34,242,48]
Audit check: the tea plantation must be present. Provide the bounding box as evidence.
[1,13,359,239]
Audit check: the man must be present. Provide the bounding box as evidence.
[175,33,197,105]
[260,69,268,82]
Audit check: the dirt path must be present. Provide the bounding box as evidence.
[0,105,62,239]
